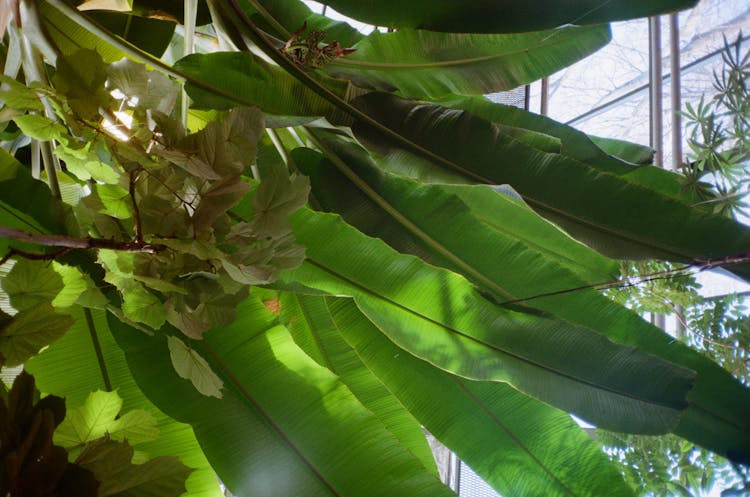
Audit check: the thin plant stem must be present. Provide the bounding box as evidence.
[266,128,291,166]
[84,308,113,391]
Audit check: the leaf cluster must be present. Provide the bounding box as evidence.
[680,35,750,218]
[0,371,98,497]
[1,50,310,339]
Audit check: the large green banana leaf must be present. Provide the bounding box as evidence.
[292,145,618,285]
[0,148,71,236]
[437,96,701,201]
[324,26,610,99]
[25,309,223,497]
[282,294,635,497]
[290,137,750,462]
[278,293,439,473]
[351,92,750,280]
[315,0,698,33]
[276,207,696,434]
[108,296,454,497]
[40,1,175,61]
[174,51,353,124]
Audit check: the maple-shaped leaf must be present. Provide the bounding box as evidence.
[99,252,166,330]
[107,58,179,117]
[166,335,223,398]
[121,283,166,331]
[52,49,111,120]
[2,259,65,311]
[1,259,92,311]
[171,107,264,178]
[76,438,191,497]
[0,74,45,111]
[251,167,310,238]
[54,390,158,451]
[12,114,67,141]
[165,279,247,339]
[192,175,250,233]
[0,304,74,366]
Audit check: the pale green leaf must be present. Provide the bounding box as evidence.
[107,58,179,116]
[51,262,90,308]
[56,146,121,184]
[122,284,166,330]
[95,184,132,219]
[0,74,45,110]
[2,259,64,311]
[167,335,223,398]
[12,114,67,141]
[54,390,159,449]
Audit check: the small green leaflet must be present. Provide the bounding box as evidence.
[121,283,166,331]
[167,335,224,398]
[0,74,45,110]
[12,114,66,141]
[0,303,73,366]
[76,438,192,497]
[1,259,105,310]
[54,390,159,451]
[2,259,66,311]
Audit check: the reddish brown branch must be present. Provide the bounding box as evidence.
[0,225,165,265]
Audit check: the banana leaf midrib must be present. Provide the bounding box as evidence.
[331,36,568,70]
[301,297,339,372]
[305,258,684,410]
[464,200,608,281]
[308,130,518,301]
[197,339,343,497]
[452,377,579,497]
[332,297,586,497]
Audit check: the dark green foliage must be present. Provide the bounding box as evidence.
[0,371,99,497]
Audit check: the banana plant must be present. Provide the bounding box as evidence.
[2,0,749,496]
